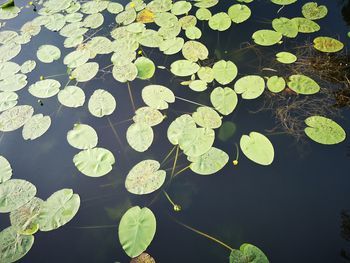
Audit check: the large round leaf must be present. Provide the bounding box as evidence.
[0,155,12,183]
[182,41,208,62]
[126,122,154,152]
[287,74,320,95]
[36,45,61,63]
[272,17,298,38]
[267,76,285,93]
[304,116,346,145]
[192,106,222,129]
[0,105,34,132]
[22,114,51,140]
[189,147,229,175]
[28,79,61,98]
[58,85,85,108]
[0,226,34,263]
[38,189,80,231]
[170,60,200,77]
[228,4,251,23]
[229,243,269,263]
[67,123,98,150]
[252,30,282,46]
[135,57,155,80]
[88,89,116,117]
[0,179,36,213]
[133,107,164,127]
[240,132,274,166]
[302,2,328,20]
[313,37,344,53]
[179,128,215,157]
[142,85,175,110]
[167,114,197,145]
[210,87,238,115]
[208,12,231,31]
[0,91,18,112]
[71,62,99,82]
[234,75,265,99]
[125,160,166,195]
[73,147,115,177]
[213,60,238,85]
[118,206,156,258]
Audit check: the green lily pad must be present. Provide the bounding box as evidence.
[73,148,115,177]
[182,40,208,62]
[28,79,61,98]
[71,62,99,82]
[192,106,222,129]
[142,85,175,110]
[252,30,282,46]
[208,12,231,31]
[0,226,34,263]
[179,128,215,157]
[234,75,265,99]
[185,26,202,40]
[159,37,184,55]
[197,66,214,83]
[228,4,251,24]
[0,179,36,213]
[291,17,320,33]
[313,36,344,53]
[125,160,166,195]
[240,132,275,166]
[213,60,238,85]
[272,17,298,38]
[270,0,296,5]
[20,60,36,74]
[167,114,197,145]
[0,74,28,92]
[67,123,98,150]
[133,107,164,127]
[112,63,138,83]
[37,45,61,63]
[0,155,12,183]
[189,80,208,92]
[304,116,346,145]
[189,147,229,175]
[210,87,238,115]
[229,243,269,263]
[287,74,320,95]
[0,91,18,112]
[0,105,34,132]
[126,122,154,152]
[171,59,200,77]
[58,85,85,108]
[118,206,156,258]
[276,52,297,64]
[302,2,328,20]
[63,50,90,68]
[88,89,116,118]
[38,189,80,231]
[267,76,285,93]
[135,57,155,80]
[171,0,192,15]
[196,8,212,21]
[22,114,51,140]
[10,197,43,235]
[0,62,20,80]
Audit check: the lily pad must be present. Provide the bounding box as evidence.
[252,30,282,46]
[67,123,98,150]
[302,2,328,20]
[272,17,298,38]
[304,116,346,145]
[73,148,115,177]
[229,243,269,263]
[133,107,164,127]
[291,17,320,33]
[213,60,238,85]
[182,41,208,62]
[287,74,320,95]
[179,128,215,157]
[167,114,197,145]
[71,62,99,82]
[313,36,344,53]
[0,155,12,183]
[267,76,285,93]
[135,57,155,80]
[234,75,265,99]
[125,160,166,195]
[37,45,61,63]
[126,123,154,152]
[28,79,61,98]
[228,4,251,24]
[118,206,156,258]
[189,147,229,175]
[0,179,36,213]
[112,63,138,83]
[240,132,274,166]
[170,60,200,77]
[38,189,80,231]
[208,12,231,31]
[0,91,18,112]
[210,87,238,115]
[88,89,116,117]
[142,85,175,110]
[276,52,297,64]
[58,85,85,108]
[192,106,222,129]
[270,0,296,5]
[22,114,51,140]
[0,105,34,132]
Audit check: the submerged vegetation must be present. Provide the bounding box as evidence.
[0,0,349,262]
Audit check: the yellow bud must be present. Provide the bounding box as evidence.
[130,2,136,8]
[69,75,75,80]
[29,1,33,5]
[173,204,182,212]
[40,76,44,80]
[233,160,238,166]
[137,50,142,55]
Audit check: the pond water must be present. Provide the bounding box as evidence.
[1,0,350,262]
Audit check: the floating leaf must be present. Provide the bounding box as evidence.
[276,52,297,64]
[313,36,344,53]
[213,60,238,85]
[272,17,298,38]
[127,123,154,152]
[287,74,320,95]
[182,40,208,62]
[0,179,36,213]
[67,123,98,150]
[240,132,274,165]
[0,155,12,183]
[179,128,215,157]
[88,89,116,118]
[10,197,43,235]
[135,57,155,80]
[22,114,51,140]
[267,76,285,93]
[0,91,18,112]
[125,160,166,195]
[0,62,20,80]
[131,253,156,263]
[63,50,90,68]
[137,9,155,23]
[192,106,222,129]
[20,60,36,74]
[171,1,192,15]
[118,206,156,258]
[0,226,34,263]
[291,17,320,33]
[142,85,175,110]
[229,243,269,263]
[38,189,80,231]
[270,0,296,5]
[228,4,251,24]
[196,8,212,20]
[73,147,115,177]
[197,66,214,83]
[28,79,61,98]
[234,75,265,99]
[302,2,328,20]
[0,105,33,132]
[167,114,197,145]
[159,37,184,55]
[189,80,208,92]
[112,63,138,83]
[304,116,346,145]
[71,62,99,82]
[133,107,164,127]
[189,147,229,175]
[170,60,200,77]
[210,87,238,115]
[208,12,231,31]
[36,45,61,63]
[252,30,282,46]
[58,85,85,108]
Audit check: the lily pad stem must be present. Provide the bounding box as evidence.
[173,165,190,177]
[127,82,136,112]
[175,96,210,108]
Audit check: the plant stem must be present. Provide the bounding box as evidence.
[171,145,180,177]
[160,145,177,167]
[107,117,123,147]
[127,82,136,112]
[234,143,239,160]
[173,165,190,177]
[163,191,176,207]
[175,96,211,108]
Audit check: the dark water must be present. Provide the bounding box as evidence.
[1,0,350,262]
